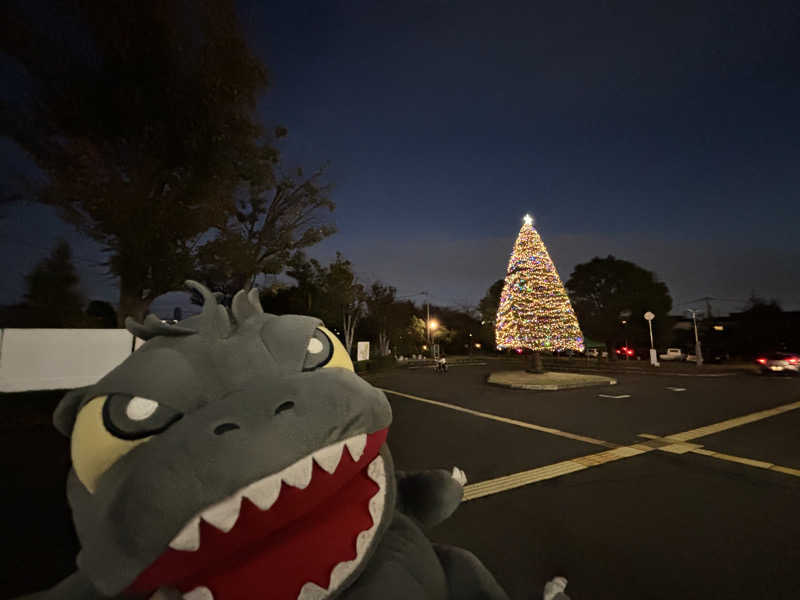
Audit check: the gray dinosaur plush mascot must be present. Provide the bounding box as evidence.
[19,281,518,600]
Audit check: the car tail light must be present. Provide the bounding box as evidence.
[626,349,634,356]
[756,358,767,365]
[787,357,799,364]
[616,349,621,354]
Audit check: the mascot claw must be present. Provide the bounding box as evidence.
[451,466,468,486]
[543,576,570,600]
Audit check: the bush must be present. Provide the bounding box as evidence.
[354,355,397,374]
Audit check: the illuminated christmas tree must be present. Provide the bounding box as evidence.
[495,215,584,368]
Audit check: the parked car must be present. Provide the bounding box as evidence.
[659,348,684,361]
[685,348,729,363]
[585,348,600,358]
[756,352,800,375]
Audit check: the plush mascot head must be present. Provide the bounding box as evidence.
[53,282,395,599]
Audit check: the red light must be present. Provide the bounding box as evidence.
[515,348,523,354]
[756,358,767,365]
[788,358,798,364]
[626,349,634,356]
[615,349,621,354]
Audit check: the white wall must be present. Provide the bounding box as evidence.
[0,329,139,393]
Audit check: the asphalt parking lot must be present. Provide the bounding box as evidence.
[2,363,799,599]
[366,362,800,599]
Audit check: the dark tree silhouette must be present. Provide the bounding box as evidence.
[195,165,335,298]
[3,0,273,324]
[24,240,85,326]
[566,255,672,358]
[86,300,117,328]
[478,279,504,326]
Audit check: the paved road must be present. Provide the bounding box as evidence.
[366,363,800,599]
[2,365,799,599]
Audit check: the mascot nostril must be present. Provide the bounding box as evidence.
[23,281,513,600]
[274,401,295,415]
[213,423,241,436]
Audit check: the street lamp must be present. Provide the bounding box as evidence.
[644,311,658,366]
[428,320,439,358]
[687,309,704,366]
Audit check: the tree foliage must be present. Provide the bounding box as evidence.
[364,282,396,357]
[23,240,85,326]
[362,283,422,357]
[566,255,672,355]
[196,165,335,297]
[321,253,366,355]
[258,252,365,354]
[86,299,117,328]
[2,0,272,324]
[478,279,504,325]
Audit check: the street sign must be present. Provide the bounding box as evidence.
[644,311,655,321]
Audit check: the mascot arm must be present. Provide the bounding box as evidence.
[395,468,465,529]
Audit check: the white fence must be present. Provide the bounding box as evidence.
[0,329,142,393]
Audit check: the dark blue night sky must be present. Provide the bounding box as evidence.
[2,1,799,315]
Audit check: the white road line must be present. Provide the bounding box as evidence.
[391,388,800,503]
[380,388,616,447]
[665,387,687,392]
[672,372,738,377]
[598,394,631,399]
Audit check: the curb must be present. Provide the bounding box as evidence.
[487,372,618,391]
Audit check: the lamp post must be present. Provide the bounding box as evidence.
[687,309,703,366]
[429,319,439,358]
[644,311,658,366]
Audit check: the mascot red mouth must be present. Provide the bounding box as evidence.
[127,429,388,600]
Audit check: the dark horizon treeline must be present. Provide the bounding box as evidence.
[0,239,493,358]
[1,238,794,361]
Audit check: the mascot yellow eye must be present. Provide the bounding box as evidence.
[303,326,353,372]
[103,394,182,440]
[71,395,181,493]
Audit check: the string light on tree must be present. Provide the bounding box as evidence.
[495,214,584,356]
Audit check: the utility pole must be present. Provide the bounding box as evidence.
[419,291,430,346]
[414,291,431,349]
[687,309,704,366]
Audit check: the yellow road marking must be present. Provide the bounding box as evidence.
[665,400,800,442]
[640,435,800,477]
[771,465,800,477]
[696,451,773,469]
[688,448,800,476]
[462,444,654,501]
[636,435,704,454]
[380,388,616,448]
[384,388,800,502]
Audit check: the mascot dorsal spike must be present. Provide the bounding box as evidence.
[184,280,231,338]
[231,287,264,323]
